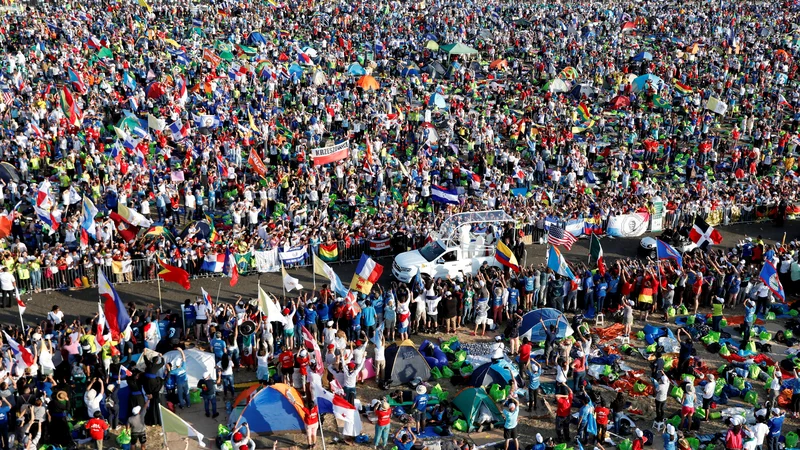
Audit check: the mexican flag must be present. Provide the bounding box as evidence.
[159,404,206,447]
[589,233,606,276]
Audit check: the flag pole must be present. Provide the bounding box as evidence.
[158,404,169,450]
[319,417,327,450]
[15,288,23,330]
[216,279,222,305]
[157,273,163,311]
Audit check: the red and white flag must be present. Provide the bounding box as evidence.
[3,331,33,367]
[301,326,324,375]
[16,293,25,316]
[96,302,108,346]
[311,381,362,437]
[689,217,723,247]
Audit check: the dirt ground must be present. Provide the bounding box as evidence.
[129,301,789,450]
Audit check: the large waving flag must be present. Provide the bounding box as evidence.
[81,196,98,240]
[495,241,520,272]
[16,295,25,317]
[98,270,131,337]
[157,257,191,290]
[760,261,785,302]
[3,331,33,367]
[200,287,213,310]
[96,302,108,346]
[311,380,362,437]
[350,254,383,294]
[222,247,239,287]
[589,233,606,275]
[313,255,348,297]
[656,239,684,268]
[67,67,87,94]
[431,185,459,205]
[59,86,83,127]
[257,287,287,325]
[282,266,303,292]
[547,245,575,279]
[301,326,324,375]
[160,405,206,447]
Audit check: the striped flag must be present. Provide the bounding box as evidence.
[547,225,578,250]
[673,79,692,95]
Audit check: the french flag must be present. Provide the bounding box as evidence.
[3,331,33,367]
[311,381,362,437]
[200,287,213,310]
[431,185,459,205]
[98,270,131,338]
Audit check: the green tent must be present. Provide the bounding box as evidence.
[440,42,479,55]
[452,387,503,431]
[97,47,114,58]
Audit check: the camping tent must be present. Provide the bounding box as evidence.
[164,348,216,388]
[518,308,573,342]
[632,51,654,62]
[609,95,631,110]
[440,43,479,55]
[469,359,521,388]
[452,388,503,431]
[543,78,570,93]
[428,92,448,109]
[236,384,307,434]
[347,63,367,76]
[383,339,431,385]
[356,75,380,91]
[632,74,664,92]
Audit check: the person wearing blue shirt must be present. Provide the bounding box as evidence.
[526,360,541,412]
[524,273,535,309]
[169,348,191,409]
[502,398,520,450]
[182,299,196,334]
[663,424,678,450]
[412,385,430,430]
[362,301,377,339]
[766,406,784,450]
[0,396,10,450]
[507,286,519,312]
[582,271,595,312]
[317,299,329,323]
[305,304,319,339]
[210,332,227,362]
[394,426,417,450]
[596,278,608,314]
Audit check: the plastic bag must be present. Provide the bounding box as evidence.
[455,350,467,362]
[678,304,688,315]
[687,437,699,450]
[786,431,799,448]
[744,390,758,406]
[701,331,720,345]
[733,376,745,390]
[717,364,727,374]
[765,312,776,320]
[442,366,454,378]
[748,365,761,379]
[431,367,443,380]
[117,429,131,445]
[602,365,613,376]
[633,381,646,393]
[714,381,724,396]
[670,386,683,400]
[636,331,645,340]
[618,439,632,450]
[489,384,507,402]
[646,343,657,353]
[790,310,799,317]
[759,331,771,341]
[460,364,474,376]
[687,315,696,326]
[453,419,467,432]
[693,408,705,419]
[682,374,695,384]
[667,307,676,318]
[218,424,231,439]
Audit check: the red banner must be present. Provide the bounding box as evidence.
[248,148,267,177]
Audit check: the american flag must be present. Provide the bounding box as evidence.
[547,225,578,250]
[1,87,13,105]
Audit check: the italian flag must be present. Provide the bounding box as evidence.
[159,405,206,447]
[589,233,606,276]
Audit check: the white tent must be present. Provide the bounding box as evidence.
[164,349,216,387]
[547,78,570,93]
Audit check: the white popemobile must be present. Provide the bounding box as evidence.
[392,210,516,282]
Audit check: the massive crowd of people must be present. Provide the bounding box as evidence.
[0,0,795,447]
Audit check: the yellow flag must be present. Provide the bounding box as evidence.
[248,112,260,134]
[137,0,152,12]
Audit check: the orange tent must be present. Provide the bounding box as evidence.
[233,384,261,408]
[489,59,507,70]
[356,75,379,91]
[356,75,381,91]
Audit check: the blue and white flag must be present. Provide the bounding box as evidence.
[656,239,683,268]
[760,261,785,301]
[547,245,575,280]
[81,196,98,239]
[168,120,187,141]
[431,185,459,205]
[279,246,307,265]
[194,114,221,129]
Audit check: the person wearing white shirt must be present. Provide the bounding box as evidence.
[195,298,209,342]
[653,371,669,423]
[702,374,716,421]
[490,336,505,362]
[47,306,64,326]
[0,267,15,308]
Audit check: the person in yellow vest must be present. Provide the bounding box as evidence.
[16,257,29,294]
[710,296,725,332]
[29,256,41,293]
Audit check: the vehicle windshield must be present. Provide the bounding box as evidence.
[418,241,446,262]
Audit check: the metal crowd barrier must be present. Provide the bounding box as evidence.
[11,205,783,293]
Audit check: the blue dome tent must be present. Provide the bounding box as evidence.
[518,308,573,342]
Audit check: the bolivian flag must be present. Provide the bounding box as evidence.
[673,79,692,95]
[577,103,591,122]
[319,242,339,262]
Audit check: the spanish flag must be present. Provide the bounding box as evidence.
[319,242,339,262]
[157,257,191,290]
[673,79,692,95]
[494,241,520,273]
